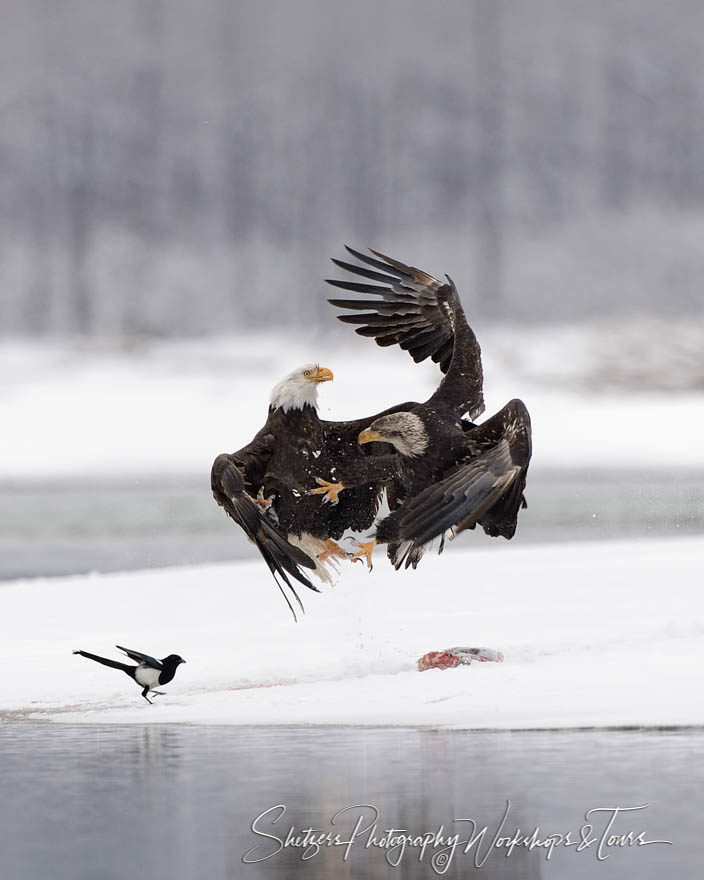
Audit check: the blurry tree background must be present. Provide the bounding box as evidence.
[2,0,703,337]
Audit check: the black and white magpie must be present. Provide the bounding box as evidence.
[73,645,186,703]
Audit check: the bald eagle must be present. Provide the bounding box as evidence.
[320,247,532,568]
[211,361,416,615]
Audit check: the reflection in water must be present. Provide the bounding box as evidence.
[0,726,698,880]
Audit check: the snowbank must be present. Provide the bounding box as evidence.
[2,334,703,479]
[2,536,702,728]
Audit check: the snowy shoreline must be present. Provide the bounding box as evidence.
[3,536,703,730]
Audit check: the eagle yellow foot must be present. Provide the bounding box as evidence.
[318,539,348,564]
[254,487,274,511]
[351,539,377,571]
[308,477,346,505]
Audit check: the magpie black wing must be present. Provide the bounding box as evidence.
[116,646,163,670]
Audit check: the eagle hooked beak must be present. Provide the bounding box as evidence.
[309,366,334,383]
[358,427,386,445]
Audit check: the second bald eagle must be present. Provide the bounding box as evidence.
[318,247,531,569]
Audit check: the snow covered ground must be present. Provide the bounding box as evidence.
[2,536,702,728]
[2,330,702,729]
[2,327,703,481]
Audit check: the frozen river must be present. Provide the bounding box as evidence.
[2,468,703,580]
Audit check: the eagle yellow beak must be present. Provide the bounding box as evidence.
[358,427,386,445]
[309,366,334,383]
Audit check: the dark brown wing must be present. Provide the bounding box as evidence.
[326,247,456,373]
[230,427,275,497]
[327,248,484,418]
[466,399,532,539]
[378,440,520,554]
[377,399,531,563]
[211,453,319,621]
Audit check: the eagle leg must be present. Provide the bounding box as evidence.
[318,538,348,563]
[254,487,275,511]
[351,539,377,571]
[307,477,346,505]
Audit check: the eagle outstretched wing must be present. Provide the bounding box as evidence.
[377,399,532,568]
[327,247,484,418]
[211,452,319,621]
[326,247,459,369]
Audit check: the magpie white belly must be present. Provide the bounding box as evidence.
[134,666,161,688]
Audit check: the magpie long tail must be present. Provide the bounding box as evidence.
[73,650,134,676]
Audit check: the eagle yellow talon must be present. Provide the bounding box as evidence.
[254,487,274,511]
[308,477,346,505]
[318,539,348,563]
[351,539,377,570]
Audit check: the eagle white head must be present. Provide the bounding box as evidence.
[269,363,334,412]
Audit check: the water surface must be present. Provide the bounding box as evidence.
[0,725,698,880]
[2,468,703,580]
